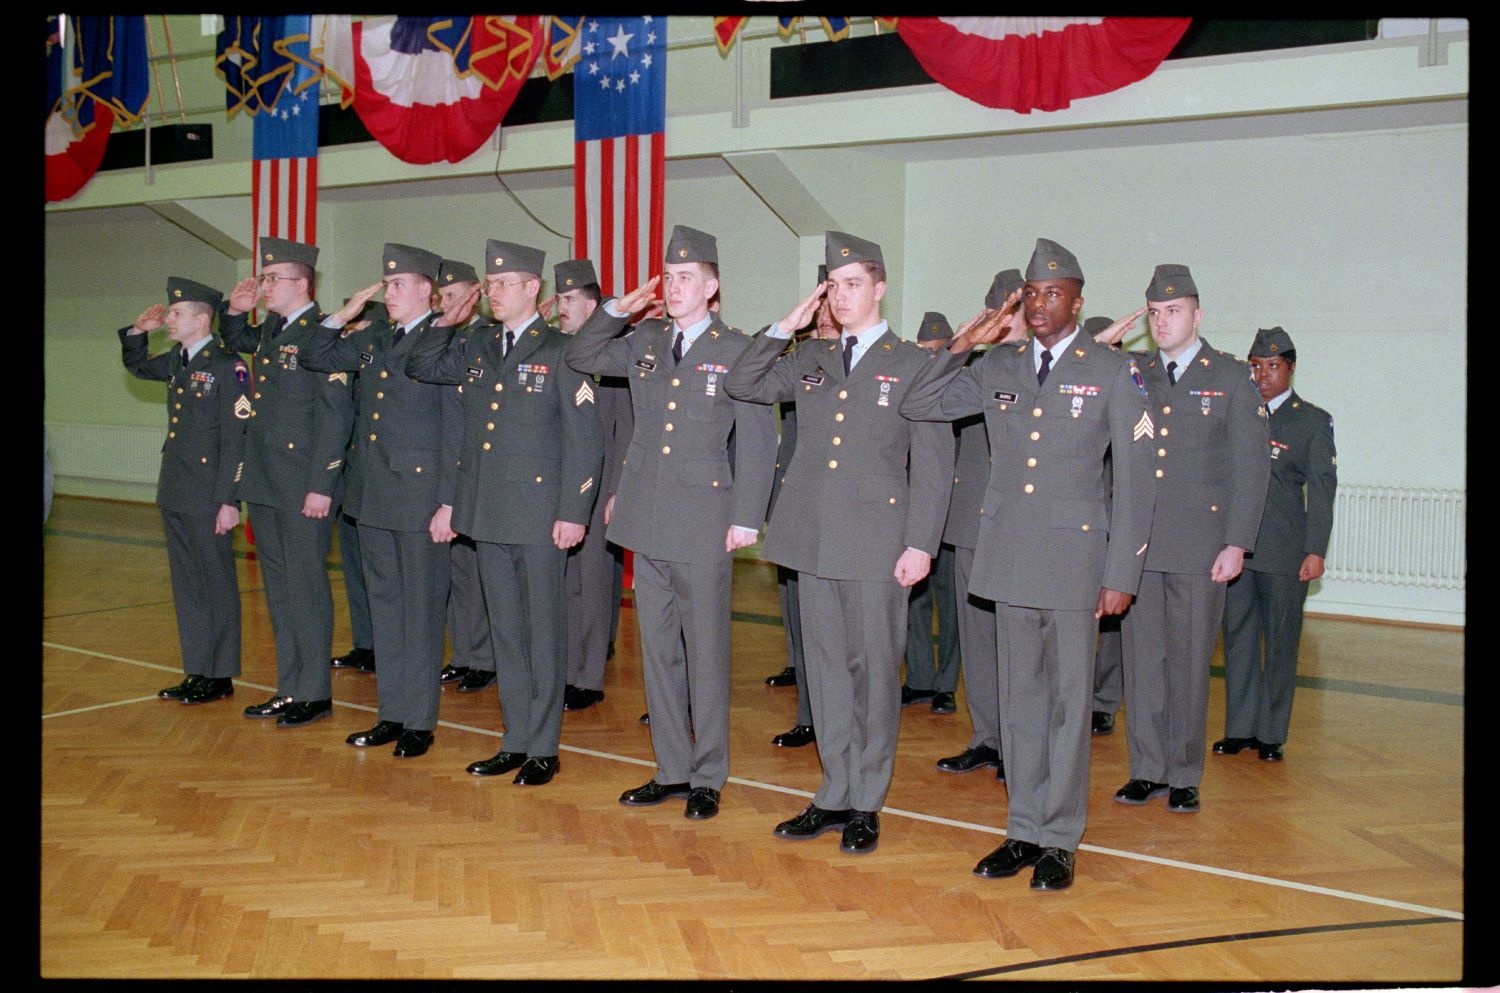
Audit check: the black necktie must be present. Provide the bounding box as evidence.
[504,329,514,357]
[672,331,684,364]
[270,314,287,339]
[1037,348,1053,386]
[391,325,406,346]
[1167,360,1178,386]
[843,336,856,375]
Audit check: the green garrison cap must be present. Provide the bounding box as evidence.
[258,236,318,269]
[554,258,599,290]
[916,311,953,342]
[1082,316,1114,336]
[166,277,222,310]
[1026,238,1083,284]
[1249,326,1296,357]
[383,243,441,281]
[665,225,718,265]
[825,230,883,271]
[439,259,479,285]
[485,239,545,278]
[1145,263,1197,302]
[985,268,1024,309]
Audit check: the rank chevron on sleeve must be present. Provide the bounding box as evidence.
[1133,410,1155,441]
[575,380,596,405]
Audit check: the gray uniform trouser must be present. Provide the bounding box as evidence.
[1221,569,1307,745]
[799,574,907,813]
[1093,615,1123,715]
[476,540,567,756]
[564,493,613,692]
[447,534,492,671]
[163,509,241,679]
[953,546,999,752]
[248,502,333,701]
[360,524,451,730]
[338,511,373,650]
[777,565,812,727]
[633,553,733,790]
[997,604,1096,851]
[1123,570,1226,788]
[904,543,961,693]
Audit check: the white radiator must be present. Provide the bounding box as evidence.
[47,421,161,485]
[1325,485,1465,590]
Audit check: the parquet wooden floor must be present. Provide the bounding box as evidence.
[40,497,1468,981]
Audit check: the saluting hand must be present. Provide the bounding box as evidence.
[226,277,259,316]
[538,294,557,321]
[130,304,167,335]
[329,282,383,328]
[434,284,480,328]
[615,275,663,317]
[1094,306,1146,346]
[779,281,829,336]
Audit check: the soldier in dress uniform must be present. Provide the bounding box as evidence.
[301,243,462,758]
[726,231,954,854]
[902,238,1156,889]
[331,299,385,677]
[220,238,355,727]
[1215,326,1336,763]
[566,226,777,820]
[120,277,250,705]
[1113,264,1270,813]
[1083,313,1125,738]
[407,239,603,786]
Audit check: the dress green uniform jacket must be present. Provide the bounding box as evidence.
[901,336,1156,609]
[565,308,777,565]
[405,314,603,545]
[941,351,991,552]
[219,307,355,509]
[119,331,250,514]
[300,314,463,533]
[726,328,953,579]
[1246,391,1336,574]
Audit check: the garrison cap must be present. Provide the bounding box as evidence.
[1082,316,1114,336]
[665,225,718,266]
[166,277,222,310]
[382,243,441,281]
[258,236,318,269]
[484,239,545,278]
[1145,263,1197,302]
[1025,238,1083,285]
[358,301,387,325]
[1249,326,1296,358]
[985,268,1024,309]
[825,230,883,271]
[439,259,479,285]
[916,311,953,342]
[554,258,599,290]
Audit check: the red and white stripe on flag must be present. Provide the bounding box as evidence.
[251,156,318,273]
[574,132,665,299]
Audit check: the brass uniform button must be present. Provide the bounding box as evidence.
[665,423,674,432]
[200,457,208,464]
[1157,448,1166,457]
[487,422,495,431]
[662,445,671,454]
[671,378,680,387]
[667,401,677,410]
[838,390,848,400]
[287,442,295,449]
[376,391,385,399]
[483,441,492,451]
[828,459,838,469]
[835,412,844,422]
[831,437,841,446]
[1155,469,1164,478]
[168,431,176,439]
[1027,457,1037,467]
[1082,524,1090,531]
[380,370,389,379]
[1160,427,1170,437]
[535,476,543,483]
[371,412,380,420]
[414,466,422,473]
[1030,431,1040,441]
[495,383,503,392]
[370,434,377,441]
[1024,483,1034,494]
[491,402,499,410]
[1162,405,1171,415]
[1032,407,1043,417]
[170,417,178,424]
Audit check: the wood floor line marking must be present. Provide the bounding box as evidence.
[41,638,1463,923]
[42,695,164,719]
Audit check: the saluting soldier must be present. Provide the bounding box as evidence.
[902,238,1156,890]
[301,243,462,758]
[726,231,954,854]
[566,226,777,819]
[331,299,384,677]
[220,238,355,727]
[120,277,250,705]
[1216,326,1336,763]
[1114,264,1270,813]
[407,239,603,786]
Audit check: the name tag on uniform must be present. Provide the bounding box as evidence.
[361,351,374,364]
[801,374,825,386]
[467,366,484,379]
[635,358,657,372]
[994,390,1017,403]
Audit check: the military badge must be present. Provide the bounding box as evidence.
[467,366,484,379]
[994,391,1018,404]
[1128,358,1147,396]
[800,374,825,386]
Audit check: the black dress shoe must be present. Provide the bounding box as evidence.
[1092,711,1116,736]
[346,720,404,747]
[1030,848,1075,890]
[277,699,333,727]
[1167,786,1200,812]
[457,669,496,692]
[936,744,1000,773]
[1114,779,1169,805]
[772,724,816,748]
[900,685,935,708]
[764,666,797,687]
[974,838,1043,878]
[243,694,295,719]
[995,760,1006,782]
[639,712,651,725]
[158,675,204,700]
[181,677,234,704]
[1258,742,1284,762]
[514,756,558,785]
[839,811,880,854]
[619,779,691,806]
[930,691,957,714]
[440,664,469,684]
[772,804,850,840]
[685,787,720,819]
[393,729,434,758]
[331,646,375,671]
[467,750,528,776]
[1213,736,1260,755]
[564,686,605,711]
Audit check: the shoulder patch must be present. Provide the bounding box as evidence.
[233,358,248,384]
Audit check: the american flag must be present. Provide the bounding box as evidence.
[573,16,665,298]
[251,15,320,263]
